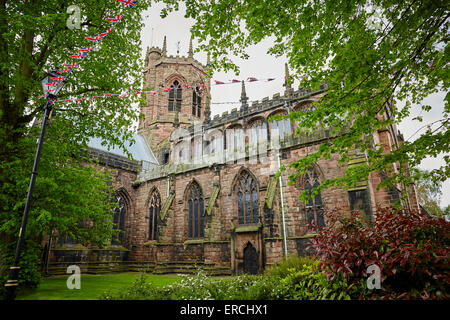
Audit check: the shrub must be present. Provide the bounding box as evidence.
[309,207,450,299]
[265,255,316,279]
[100,270,291,300]
[280,262,357,300]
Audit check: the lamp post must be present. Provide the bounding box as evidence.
[3,71,64,301]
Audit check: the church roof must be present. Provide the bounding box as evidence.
[88,133,159,165]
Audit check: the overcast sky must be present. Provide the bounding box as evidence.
[139,3,449,208]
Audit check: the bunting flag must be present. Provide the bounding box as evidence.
[211,77,277,85]
[85,35,102,42]
[64,63,78,68]
[116,0,137,8]
[78,47,94,52]
[99,28,112,38]
[70,53,87,59]
[106,15,124,22]
[35,0,139,102]
[34,74,282,104]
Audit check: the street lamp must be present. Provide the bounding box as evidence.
[3,70,65,301]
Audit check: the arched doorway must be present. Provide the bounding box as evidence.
[243,242,258,274]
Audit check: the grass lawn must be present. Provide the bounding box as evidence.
[16,273,182,300]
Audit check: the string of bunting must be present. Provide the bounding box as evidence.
[34,0,281,105]
[37,77,280,104]
[36,0,139,100]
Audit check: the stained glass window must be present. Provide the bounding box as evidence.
[188,182,204,239]
[271,116,292,140]
[149,192,160,240]
[112,193,126,245]
[237,172,259,225]
[302,169,325,229]
[249,120,268,144]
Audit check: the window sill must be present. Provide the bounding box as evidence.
[235,224,261,233]
[143,240,158,246]
[184,239,204,245]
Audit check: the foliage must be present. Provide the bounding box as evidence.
[0,121,117,290]
[280,263,356,300]
[168,0,449,202]
[310,207,450,299]
[101,259,357,301]
[101,269,291,300]
[0,0,151,290]
[264,255,316,279]
[411,167,445,216]
[17,273,181,300]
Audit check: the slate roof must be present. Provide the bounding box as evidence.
[88,133,159,165]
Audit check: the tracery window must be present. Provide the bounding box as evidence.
[168,80,182,112]
[237,171,259,225]
[302,169,325,229]
[192,137,202,159]
[209,133,223,154]
[249,120,268,144]
[148,192,160,240]
[192,87,202,117]
[226,127,244,151]
[174,141,190,163]
[112,193,127,245]
[271,115,292,140]
[188,182,204,239]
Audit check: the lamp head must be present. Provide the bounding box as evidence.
[40,70,65,97]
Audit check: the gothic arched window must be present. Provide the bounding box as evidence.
[271,114,292,140]
[188,182,204,239]
[148,192,160,240]
[249,119,268,145]
[192,136,203,159]
[226,126,244,151]
[168,80,182,112]
[192,87,202,117]
[237,171,259,225]
[302,169,325,229]
[112,193,127,245]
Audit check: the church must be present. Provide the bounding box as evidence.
[47,38,420,276]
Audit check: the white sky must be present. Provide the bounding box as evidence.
[139,3,449,208]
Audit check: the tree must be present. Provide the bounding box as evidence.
[174,0,449,201]
[412,168,445,216]
[0,0,150,289]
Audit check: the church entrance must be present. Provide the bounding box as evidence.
[243,242,258,275]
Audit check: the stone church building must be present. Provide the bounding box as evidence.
[48,39,420,275]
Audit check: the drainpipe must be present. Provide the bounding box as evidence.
[277,152,289,260]
[167,176,170,197]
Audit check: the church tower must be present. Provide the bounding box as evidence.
[139,36,211,164]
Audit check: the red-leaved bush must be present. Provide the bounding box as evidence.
[309,207,450,299]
